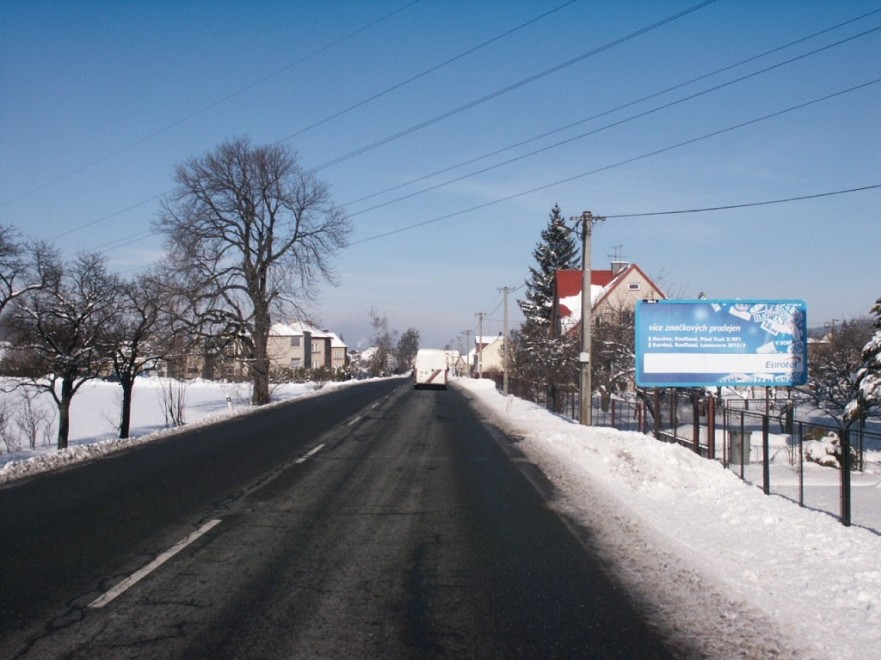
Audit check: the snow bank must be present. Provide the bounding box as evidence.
[456,377,881,660]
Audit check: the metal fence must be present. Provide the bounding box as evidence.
[497,376,881,534]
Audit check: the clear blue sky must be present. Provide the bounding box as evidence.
[2,1,879,351]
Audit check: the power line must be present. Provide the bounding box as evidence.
[54,194,164,240]
[346,25,881,219]
[26,0,579,241]
[606,184,881,219]
[1,1,422,206]
[68,77,881,258]
[348,77,881,245]
[343,8,881,209]
[273,0,579,147]
[312,0,720,171]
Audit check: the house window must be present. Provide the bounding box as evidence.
[628,282,641,291]
[290,336,301,347]
[290,358,302,367]
[312,341,322,352]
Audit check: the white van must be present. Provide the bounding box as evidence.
[414,349,448,389]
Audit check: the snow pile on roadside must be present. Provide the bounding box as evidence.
[456,378,881,660]
[0,378,353,484]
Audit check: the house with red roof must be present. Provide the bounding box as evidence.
[553,261,666,337]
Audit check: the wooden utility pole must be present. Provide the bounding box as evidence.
[575,211,604,426]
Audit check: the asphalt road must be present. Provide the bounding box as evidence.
[0,379,672,658]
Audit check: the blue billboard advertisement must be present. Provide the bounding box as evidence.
[635,299,808,388]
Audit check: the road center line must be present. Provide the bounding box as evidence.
[88,519,222,609]
[347,416,362,427]
[295,443,325,464]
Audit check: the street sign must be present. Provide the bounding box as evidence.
[635,299,808,387]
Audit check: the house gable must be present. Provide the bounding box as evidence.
[554,263,666,336]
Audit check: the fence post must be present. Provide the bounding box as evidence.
[798,422,804,507]
[692,395,700,455]
[841,428,852,527]
[762,414,770,495]
[707,396,716,460]
[611,398,616,429]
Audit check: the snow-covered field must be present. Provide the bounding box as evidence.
[0,377,342,482]
[2,376,879,658]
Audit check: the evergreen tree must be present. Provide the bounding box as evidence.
[518,204,580,328]
[513,205,580,403]
[847,297,881,424]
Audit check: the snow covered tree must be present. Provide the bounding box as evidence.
[518,204,580,328]
[846,298,881,425]
[806,316,874,429]
[512,205,580,401]
[592,302,637,408]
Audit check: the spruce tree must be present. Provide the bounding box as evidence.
[513,204,581,400]
[518,204,580,328]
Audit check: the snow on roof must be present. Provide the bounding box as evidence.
[556,264,665,334]
[270,321,347,348]
[556,269,614,334]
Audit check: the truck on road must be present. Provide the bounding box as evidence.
[413,349,449,389]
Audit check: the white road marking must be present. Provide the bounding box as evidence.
[88,519,222,609]
[347,416,362,427]
[295,443,325,464]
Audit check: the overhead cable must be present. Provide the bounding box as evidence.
[2,0,422,205]
[347,25,881,218]
[344,7,881,208]
[272,0,579,146]
[348,77,881,245]
[312,0,720,171]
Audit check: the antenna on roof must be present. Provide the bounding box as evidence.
[608,244,629,274]
[608,244,627,262]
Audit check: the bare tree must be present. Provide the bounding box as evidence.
[592,304,637,409]
[368,308,397,376]
[155,137,350,405]
[0,227,57,316]
[5,252,120,449]
[107,271,169,438]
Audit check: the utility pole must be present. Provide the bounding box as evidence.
[499,286,510,395]
[574,210,604,426]
[476,312,485,379]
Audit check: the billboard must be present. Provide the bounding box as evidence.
[635,299,807,388]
